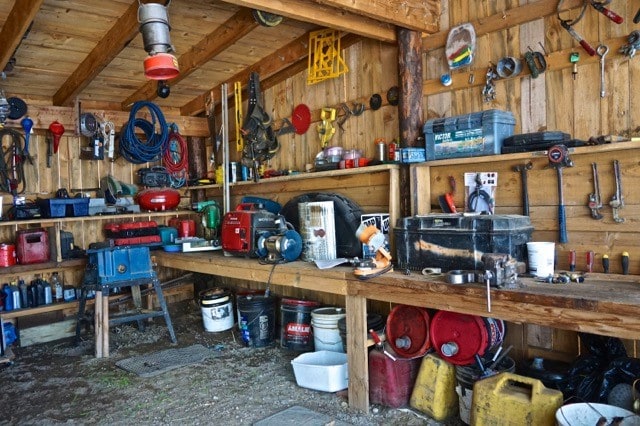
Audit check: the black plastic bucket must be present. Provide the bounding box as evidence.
[338,313,386,352]
[280,298,320,351]
[237,294,276,347]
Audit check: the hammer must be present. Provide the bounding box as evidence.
[513,162,533,216]
[548,145,574,244]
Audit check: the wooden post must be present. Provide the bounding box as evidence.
[346,294,369,412]
[188,136,207,203]
[397,27,423,218]
[102,295,110,358]
[94,290,103,358]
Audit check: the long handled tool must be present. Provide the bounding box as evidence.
[548,145,573,243]
[513,162,532,216]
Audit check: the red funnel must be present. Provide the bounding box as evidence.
[48,121,65,153]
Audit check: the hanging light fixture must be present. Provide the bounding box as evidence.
[138,0,179,81]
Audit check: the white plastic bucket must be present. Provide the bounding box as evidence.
[311,307,346,353]
[199,288,234,332]
[555,403,639,426]
[526,241,555,277]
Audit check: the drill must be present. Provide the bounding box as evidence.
[191,200,221,240]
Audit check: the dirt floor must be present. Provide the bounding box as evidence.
[0,298,456,425]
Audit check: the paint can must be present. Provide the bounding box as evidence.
[199,288,234,332]
[280,298,321,351]
[311,307,346,352]
[429,311,505,366]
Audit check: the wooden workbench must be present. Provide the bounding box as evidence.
[154,251,640,412]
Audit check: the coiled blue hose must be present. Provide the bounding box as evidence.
[120,101,169,164]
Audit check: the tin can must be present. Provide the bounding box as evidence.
[375,139,387,162]
[241,165,250,181]
[388,141,398,162]
[229,162,238,183]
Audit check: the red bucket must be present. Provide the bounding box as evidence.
[429,310,505,366]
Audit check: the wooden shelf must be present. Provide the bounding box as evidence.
[155,251,640,412]
[183,163,400,191]
[0,258,86,278]
[411,140,640,168]
[1,298,85,320]
[0,210,195,228]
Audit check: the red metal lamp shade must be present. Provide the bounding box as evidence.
[144,53,180,80]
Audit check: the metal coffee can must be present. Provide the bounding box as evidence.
[375,139,387,162]
[229,162,238,183]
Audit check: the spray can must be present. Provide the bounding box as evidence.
[375,138,387,162]
[388,140,399,162]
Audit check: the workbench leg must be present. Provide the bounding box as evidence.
[94,291,103,358]
[346,294,369,412]
[102,294,110,358]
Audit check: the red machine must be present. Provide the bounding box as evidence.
[221,204,282,258]
[136,188,181,211]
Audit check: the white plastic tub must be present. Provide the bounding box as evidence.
[291,350,348,392]
[556,403,640,426]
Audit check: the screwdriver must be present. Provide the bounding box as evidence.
[622,252,629,275]
[586,251,594,273]
[569,249,576,272]
[602,254,610,273]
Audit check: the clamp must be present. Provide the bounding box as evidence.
[524,50,547,79]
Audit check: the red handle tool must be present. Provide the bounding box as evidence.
[591,2,624,24]
[569,250,576,272]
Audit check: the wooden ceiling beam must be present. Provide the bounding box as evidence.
[182,32,362,118]
[181,30,315,116]
[0,0,44,72]
[310,0,439,34]
[52,1,140,106]
[423,0,585,51]
[122,8,259,108]
[217,0,396,43]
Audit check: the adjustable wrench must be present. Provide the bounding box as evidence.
[588,162,603,219]
[513,162,533,216]
[548,145,573,243]
[610,159,625,223]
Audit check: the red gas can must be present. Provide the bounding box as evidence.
[0,243,17,267]
[369,346,421,408]
[168,218,195,238]
[16,228,50,264]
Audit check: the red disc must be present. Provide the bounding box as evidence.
[291,104,311,135]
[385,305,431,358]
[429,311,490,366]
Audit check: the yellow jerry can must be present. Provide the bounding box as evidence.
[410,353,459,421]
[470,372,563,426]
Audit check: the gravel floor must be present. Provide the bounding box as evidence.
[0,299,458,425]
